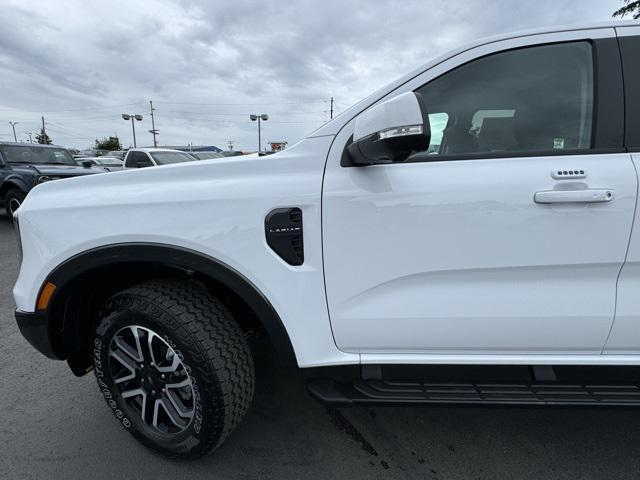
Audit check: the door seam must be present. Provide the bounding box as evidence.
[602,155,638,353]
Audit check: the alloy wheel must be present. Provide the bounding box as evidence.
[108,325,195,436]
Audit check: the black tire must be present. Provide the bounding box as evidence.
[93,279,255,459]
[4,188,26,217]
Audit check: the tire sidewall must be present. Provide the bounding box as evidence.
[5,189,26,216]
[93,298,223,458]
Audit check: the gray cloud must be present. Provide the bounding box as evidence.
[0,0,623,149]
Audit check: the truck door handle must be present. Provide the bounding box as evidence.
[534,189,614,204]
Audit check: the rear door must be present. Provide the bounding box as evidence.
[322,29,637,356]
[604,27,640,354]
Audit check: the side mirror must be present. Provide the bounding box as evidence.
[82,160,93,168]
[346,91,430,166]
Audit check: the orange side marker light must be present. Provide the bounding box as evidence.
[37,282,56,311]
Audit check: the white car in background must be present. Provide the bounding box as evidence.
[75,156,125,170]
[123,148,198,169]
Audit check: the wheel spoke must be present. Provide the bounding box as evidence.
[109,350,137,384]
[147,330,159,367]
[165,378,192,390]
[159,398,189,428]
[113,331,143,363]
[140,391,152,424]
[121,387,145,400]
[165,381,195,419]
[121,388,148,422]
[155,351,181,373]
[130,326,145,362]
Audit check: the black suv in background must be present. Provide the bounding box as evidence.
[0,142,108,216]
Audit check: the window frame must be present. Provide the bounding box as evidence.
[341,29,624,167]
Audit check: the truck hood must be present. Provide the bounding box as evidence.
[18,136,333,216]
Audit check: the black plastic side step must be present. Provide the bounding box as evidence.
[308,378,640,407]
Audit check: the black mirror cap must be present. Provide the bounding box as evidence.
[81,160,93,168]
[345,92,431,166]
[346,133,429,166]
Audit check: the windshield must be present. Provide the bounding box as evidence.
[149,151,197,165]
[0,145,76,165]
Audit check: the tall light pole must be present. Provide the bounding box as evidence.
[149,100,158,147]
[122,113,143,147]
[25,132,33,143]
[250,114,268,152]
[9,122,18,142]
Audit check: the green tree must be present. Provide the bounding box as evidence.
[95,136,122,150]
[613,0,640,19]
[35,128,52,145]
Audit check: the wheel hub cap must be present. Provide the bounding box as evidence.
[108,325,195,435]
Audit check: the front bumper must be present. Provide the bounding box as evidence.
[15,310,59,359]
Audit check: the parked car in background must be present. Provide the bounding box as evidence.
[75,156,124,171]
[0,142,108,216]
[78,149,112,157]
[102,150,127,160]
[189,151,225,160]
[123,148,198,169]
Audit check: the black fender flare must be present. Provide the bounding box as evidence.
[44,243,298,367]
[0,177,30,197]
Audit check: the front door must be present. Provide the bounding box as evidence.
[322,37,637,356]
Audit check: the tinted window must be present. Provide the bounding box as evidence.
[124,152,134,167]
[415,42,594,158]
[126,151,152,168]
[619,35,640,149]
[0,145,76,165]
[149,151,196,165]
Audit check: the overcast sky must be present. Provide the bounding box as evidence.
[0,0,627,151]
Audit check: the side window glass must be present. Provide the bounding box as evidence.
[427,113,449,154]
[415,42,594,158]
[124,152,134,167]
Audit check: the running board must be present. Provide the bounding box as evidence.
[308,378,640,407]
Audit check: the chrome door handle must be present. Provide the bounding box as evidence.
[534,189,614,204]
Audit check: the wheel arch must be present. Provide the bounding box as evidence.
[0,178,29,198]
[42,243,298,371]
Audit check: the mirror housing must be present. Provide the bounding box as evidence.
[81,160,93,168]
[346,92,430,166]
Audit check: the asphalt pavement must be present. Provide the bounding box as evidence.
[2,212,640,479]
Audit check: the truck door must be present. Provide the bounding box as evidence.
[322,30,637,357]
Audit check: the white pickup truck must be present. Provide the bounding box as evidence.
[12,21,640,458]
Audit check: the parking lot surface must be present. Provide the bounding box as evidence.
[2,213,640,479]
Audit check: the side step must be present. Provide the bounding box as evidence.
[308,378,640,407]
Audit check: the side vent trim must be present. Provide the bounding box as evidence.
[265,208,304,266]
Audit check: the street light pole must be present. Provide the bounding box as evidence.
[131,116,137,147]
[9,122,18,142]
[122,114,143,147]
[249,114,268,152]
[149,100,158,147]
